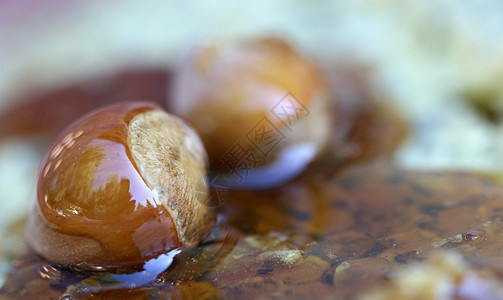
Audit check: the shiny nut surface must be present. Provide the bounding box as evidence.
[27,102,214,269]
[171,38,331,188]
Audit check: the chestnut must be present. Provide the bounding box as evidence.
[26,102,215,270]
[170,37,332,188]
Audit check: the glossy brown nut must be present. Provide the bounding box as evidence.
[26,102,215,270]
[170,38,332,188]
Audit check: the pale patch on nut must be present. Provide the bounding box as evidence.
[335,261,351,273]
[431,234,463,248]
[128,110,214,247]
[256,250,304,265]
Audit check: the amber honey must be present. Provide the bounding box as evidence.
[1,68,503,299]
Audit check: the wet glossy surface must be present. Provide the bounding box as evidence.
[170,38,328,174]
[33,102,182,268]
[2,67,503,299]
[6,163,503,299]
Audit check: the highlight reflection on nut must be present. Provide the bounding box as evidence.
[26,102,215,269]
[171,37,332,188]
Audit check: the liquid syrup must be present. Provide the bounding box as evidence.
[1,68,503,299]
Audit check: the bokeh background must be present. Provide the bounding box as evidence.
[2,0,503,283]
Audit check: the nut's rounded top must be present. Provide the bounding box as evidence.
[29,102,214,269]
[172,38,324,118]
[171,37,330,178]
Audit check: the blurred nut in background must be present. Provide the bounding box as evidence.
[170,37,332,189]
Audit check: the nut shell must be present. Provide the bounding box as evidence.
[128,109,213,246]
[171,38,332,187]
[26,102,214,269]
